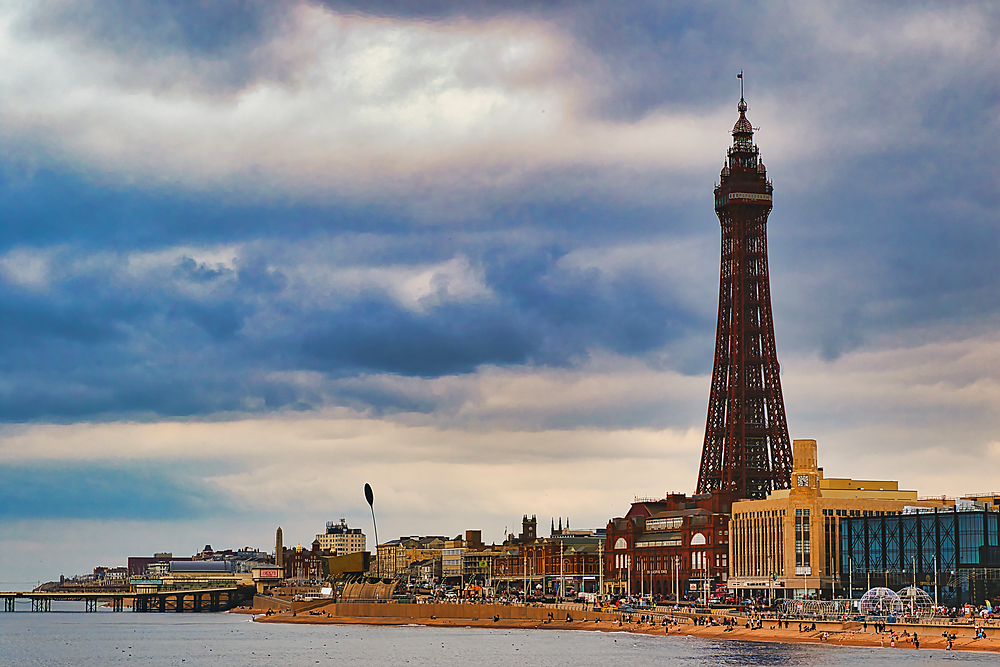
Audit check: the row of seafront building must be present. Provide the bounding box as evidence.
[373,521,606,599]
[608,439,1000,606]
[362,438,999,607]
[67,442,1000,608]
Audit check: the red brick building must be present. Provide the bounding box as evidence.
[492,538,602,596]
[282,540,327,581]
[605,492,737,601]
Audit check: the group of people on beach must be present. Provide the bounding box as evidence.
[864,620,889,633]
[875,629,919,649]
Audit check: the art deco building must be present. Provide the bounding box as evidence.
[727,439,948,599]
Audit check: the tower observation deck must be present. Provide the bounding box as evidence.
[696,81,793,500]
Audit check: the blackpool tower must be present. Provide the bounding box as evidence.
[696,80,793,500]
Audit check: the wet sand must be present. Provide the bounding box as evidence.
[245,608,999,653]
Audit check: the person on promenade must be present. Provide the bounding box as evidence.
[913,633,919,649]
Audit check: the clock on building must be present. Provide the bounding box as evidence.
[797,474,810,487]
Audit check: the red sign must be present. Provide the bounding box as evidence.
[257,569,281,578]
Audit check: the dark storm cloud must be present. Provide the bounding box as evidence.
[0,238,704,420]
[301,298,535,376]
[0,462,233,519]
[284,245,703,378]
[0,0,996,426]
[25,0,274,55]
[768,90,1000,360]
[0,170,415,251]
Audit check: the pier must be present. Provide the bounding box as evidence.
[1,587,239,613]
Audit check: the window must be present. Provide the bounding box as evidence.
[958,514,985,565]
[824,515,834,575]
[939,515,956,570]
[795,513,811,571]
[646,517,683,531]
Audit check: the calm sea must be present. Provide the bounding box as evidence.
[0,601,992,666]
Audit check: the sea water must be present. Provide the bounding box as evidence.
[0,601,992,666]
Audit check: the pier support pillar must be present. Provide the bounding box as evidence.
[3,598,14,612]
[85,599,97,612]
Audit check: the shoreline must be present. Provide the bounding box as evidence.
[242,607,999,653]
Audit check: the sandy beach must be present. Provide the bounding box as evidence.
[242,605,999,654]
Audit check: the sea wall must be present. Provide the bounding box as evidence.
[265,600,621,623]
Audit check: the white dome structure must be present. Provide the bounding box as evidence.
[897,586,935,618]
[858,587,903,618]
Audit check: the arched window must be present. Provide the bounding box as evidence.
[691,532,706,546]
[614,537,628,550]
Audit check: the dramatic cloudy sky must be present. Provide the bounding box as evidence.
[1,0,998,583]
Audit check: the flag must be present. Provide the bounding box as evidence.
[737,72,742,79]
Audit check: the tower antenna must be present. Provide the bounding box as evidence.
[738,70,744,99]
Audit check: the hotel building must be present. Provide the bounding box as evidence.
[315,519,366,556]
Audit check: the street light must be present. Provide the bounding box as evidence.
[932,555,938,607]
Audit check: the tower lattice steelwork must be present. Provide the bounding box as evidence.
[696,82,793,500]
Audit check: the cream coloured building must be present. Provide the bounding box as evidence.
[728,439,948,599]
[315,519,366,556]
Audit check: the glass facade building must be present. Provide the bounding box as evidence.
[840,508,1000,605]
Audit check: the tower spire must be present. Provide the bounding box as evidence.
[697,87,793,500]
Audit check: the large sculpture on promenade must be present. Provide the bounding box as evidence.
[696,78,793,500]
